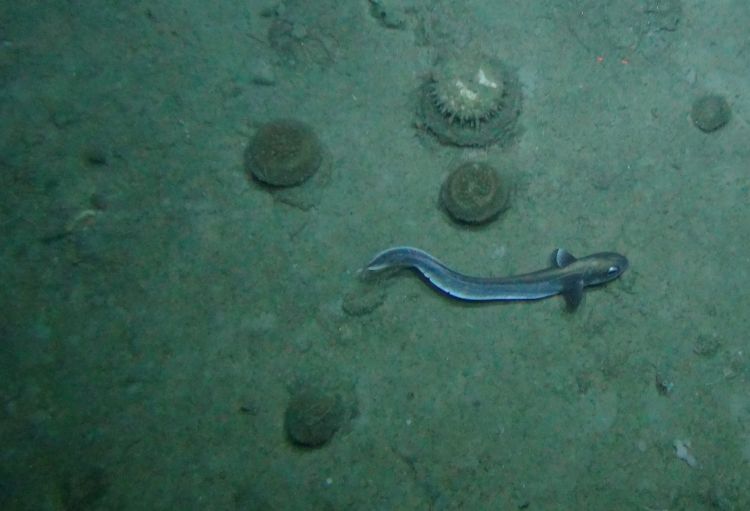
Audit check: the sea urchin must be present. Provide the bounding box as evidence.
[418,54,522,147]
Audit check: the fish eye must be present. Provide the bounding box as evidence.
[607,266,620,276]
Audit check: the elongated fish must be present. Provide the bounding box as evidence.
[364,246,628,308]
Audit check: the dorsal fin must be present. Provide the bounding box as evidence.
[552,248,577,268]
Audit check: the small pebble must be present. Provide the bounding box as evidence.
[342,285,385,317]
[673,439,698,467]
[369,0,407,29]
[250,58,276,86]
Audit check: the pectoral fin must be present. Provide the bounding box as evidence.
[562,278,585,309]
[552,248,577,268]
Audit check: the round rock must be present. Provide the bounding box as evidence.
[691,94,731,132]
[440,161,510,224]
[246,119,323,186]
[284,386,345,448]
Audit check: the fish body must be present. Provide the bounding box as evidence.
[365,246,628,308]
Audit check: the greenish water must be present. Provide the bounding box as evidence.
[2,1,749,509]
